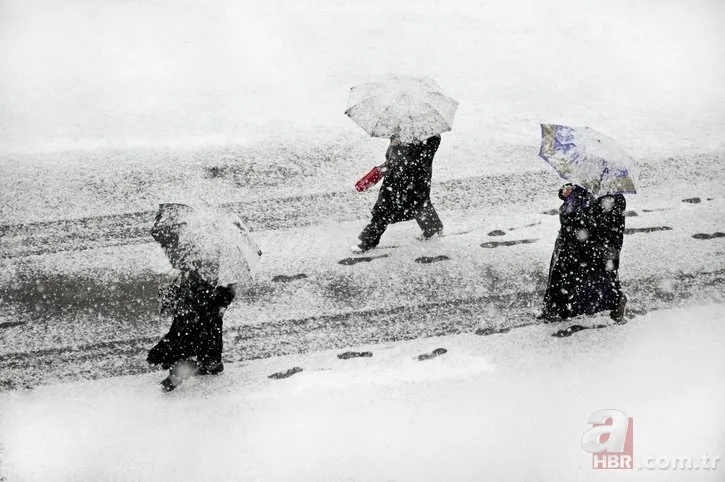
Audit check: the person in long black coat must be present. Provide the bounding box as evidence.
[148,231,236,391]
[588,193,628,320]
[540,183,596,320]
[353,134,444,252]
[540,184,628,321]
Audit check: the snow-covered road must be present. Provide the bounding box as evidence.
[2,153,724,390]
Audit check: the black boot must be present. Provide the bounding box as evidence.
[611,293,628,323]
[159,359,197,392]
[197,361,224,376]
[159,373,183,392]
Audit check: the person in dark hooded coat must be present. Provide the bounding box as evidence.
[588,192,628,321]
[147,229,236,392]
[540,183,596,320]
[540,184,628,321]
[352,134,444,252]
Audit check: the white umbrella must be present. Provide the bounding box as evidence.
[151,203,261,287]
[345,75,458,143]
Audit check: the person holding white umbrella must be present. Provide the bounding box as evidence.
[345,76,458,253]
[147,202,261,392]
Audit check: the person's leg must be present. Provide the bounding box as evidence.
[357,215,389,251]
[147,318,189,368]
[197,317,224,375]
[552,251,582,319]
[607,258,627,321]
[415,201,443,238]
[152,318,201,391]
[160,359,198,392]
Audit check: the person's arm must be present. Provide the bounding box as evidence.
[214,283,237,310]
[379,145,395,172]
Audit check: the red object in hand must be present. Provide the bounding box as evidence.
[355,166,385,192]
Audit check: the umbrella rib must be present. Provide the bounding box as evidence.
[420,102,453,131]
[369,93,405,136]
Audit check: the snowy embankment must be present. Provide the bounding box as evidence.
[1,304,724,481]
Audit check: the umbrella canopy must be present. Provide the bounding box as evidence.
[345,75,458,143]
[151,203,261,287]
[538,124,637,195]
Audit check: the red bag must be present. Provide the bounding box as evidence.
[355,166,385,192]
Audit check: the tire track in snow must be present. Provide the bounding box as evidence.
[4,152,724,258]
[0,170,561,258]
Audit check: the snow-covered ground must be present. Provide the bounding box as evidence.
[2,305,724,481]
[2,0,725,480]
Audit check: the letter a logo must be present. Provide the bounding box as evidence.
[581,409,634,470]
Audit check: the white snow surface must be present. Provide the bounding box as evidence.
[1,304,724,481]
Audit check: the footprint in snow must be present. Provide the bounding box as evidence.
[508,221,542,231]
[268,367,303,380]
[414,255,450,264]
[486,223,541,237]
[692,232,725,240]
[337,351,373,359]
[417,348,447,361]
[338,254,389,265]
[272,273,308,283]
[623,226,672,235]
[475,326,511,336]
[480,239,538,248]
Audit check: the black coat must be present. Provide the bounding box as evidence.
[588,193,626,307]
[371,135,441,224]
[589,194,626,272]
[543,187,626,319]
[148,270,235,367]
[543,185,595,318]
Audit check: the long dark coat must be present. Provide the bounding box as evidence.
[148,270,235,368]
[543,186,626,319]
[371,135,441,224]
[588,193,626,309]
[543,185,596,319]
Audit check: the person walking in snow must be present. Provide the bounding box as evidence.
[352,134,444,253]
[540,183,595,320]
[146,202,260,392]
[539,184,627,321]
[588,192,628,321]
[147,230,237,392]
